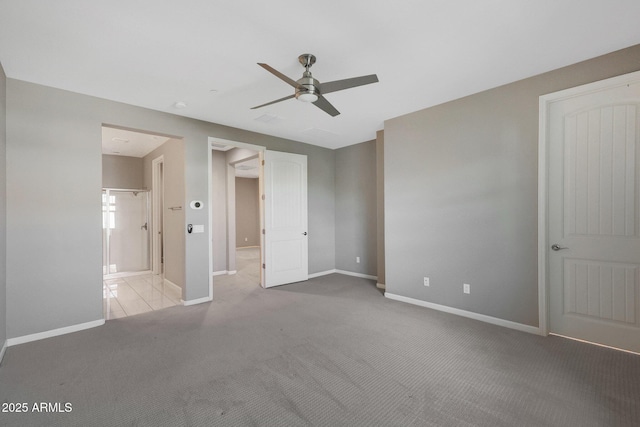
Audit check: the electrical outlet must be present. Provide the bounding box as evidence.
[356,257,360,263]
[463,283,470,294]
[424,277,430,287]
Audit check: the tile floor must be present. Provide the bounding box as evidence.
[103,273,182,320]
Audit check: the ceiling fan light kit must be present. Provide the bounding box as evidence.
[297,92,318,103]
[252,53,378,116]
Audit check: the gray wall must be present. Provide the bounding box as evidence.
[5,78,336,339]
[0,62,7,351]
[235,177,260,247]
[384,44,640,327]
[143,139,185,290]
[376,130,385,286]
[335,140,377,276]
[102,154,144,189]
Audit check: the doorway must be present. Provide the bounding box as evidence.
[102,125,185,319]
[210,139,265,292]
[208,137,310,296]
[235,158,262,283]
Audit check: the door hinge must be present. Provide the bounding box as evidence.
[262,263,266,269]
[262,229,265,234]
[262,160,265,166]
[261,194,265,200]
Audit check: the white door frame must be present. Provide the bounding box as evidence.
[151,155,164,275]
[208,137,266,299]
[537,70,640,336]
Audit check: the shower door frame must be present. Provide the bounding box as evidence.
[103,188,152,278]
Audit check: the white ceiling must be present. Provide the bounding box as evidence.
[102,126,170,157]
[2,1,640,150]
[234,158,260,179]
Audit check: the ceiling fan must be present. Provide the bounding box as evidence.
[251,53,378,117]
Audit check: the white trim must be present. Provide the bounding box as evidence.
[385,293,541,335]
[7,319,105,347]
[307,269,379,281]
[182,296,213,306]
[151,155,164,276]
[537,70,640,338]
[212,270,228,277]
[0,340,7,365]
[211,270,238,277]
[209,137,266,153]
[163,278,182,293]
[335,269,378,281]
[207,145,214,302]
[104,270,152,280]
[538,93,549,336]
[308,269,336,279]
[376,283,386,290]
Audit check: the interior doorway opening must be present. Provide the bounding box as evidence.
[101,125,185,320]
[209,138,266,297]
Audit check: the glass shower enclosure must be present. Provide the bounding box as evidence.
[102,189,150,275]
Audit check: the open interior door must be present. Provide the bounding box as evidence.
[264,150,308,287]
[547,73,640,352]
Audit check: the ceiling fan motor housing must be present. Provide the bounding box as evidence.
[295,71,320,99]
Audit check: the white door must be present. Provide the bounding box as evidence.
[548,74,640,352]
[264,150,308,287]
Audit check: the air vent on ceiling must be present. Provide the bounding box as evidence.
[254,113,284,125]
[302,127,339,139]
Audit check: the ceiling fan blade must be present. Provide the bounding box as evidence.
[320,74,379,95]
[313,95,340,117]
[251,94,296,110]
[258,63,303,89]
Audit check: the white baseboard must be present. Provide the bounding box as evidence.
[7,319,105,347]
[104,270,152,280]
[308,269,336,279]
[376,283,386,290]
[0,340,7,365]
[335,269,378,281]
[307,269,379,281]
[163,278,182,293]
[384,293,541,335]
[212,270,238,277]
[182,296,213,306]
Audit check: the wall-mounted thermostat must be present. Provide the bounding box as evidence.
[190,200,203,210]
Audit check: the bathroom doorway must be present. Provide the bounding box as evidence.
[101,125,185,319]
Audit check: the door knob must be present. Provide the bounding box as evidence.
[551,244,568,251]
[303,232,307,236]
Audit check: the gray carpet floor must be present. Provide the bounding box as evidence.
[1,249,639,426]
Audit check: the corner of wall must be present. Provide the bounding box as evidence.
[0,61,7,361]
